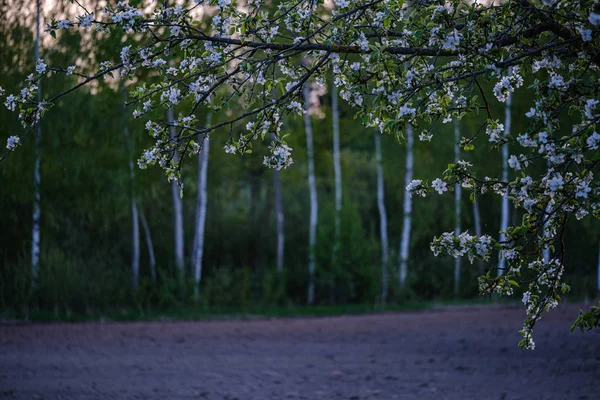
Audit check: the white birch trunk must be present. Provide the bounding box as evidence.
[453,119,462,296]
[31,0,42,283]
[130,198,140,290]
[332,83,342,267]
[192,113,212,301]
[472,193,483,274]
[167,107,185,277]
[271,131,285,273]
[374,134,389,302]
[542,195,551,262]
[597,239,600,295]
[498,92,511,276]
[399,124,414,287]
[121,85,140,290]
[274,168,285,272]
[138,207,156,283]
[303,85,318,305]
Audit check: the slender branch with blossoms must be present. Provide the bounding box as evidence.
[3,0,600,347]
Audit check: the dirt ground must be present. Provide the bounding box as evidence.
[0,305,599,400]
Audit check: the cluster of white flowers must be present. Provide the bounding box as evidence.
[35,59,47,75]
[406,179,427,198]
[492,67,524,102]
[398,104,416,118]
[442,29,462,51]
[6,135,20,150]
[486,121,504,143]
[138,147,160,169]
[57,20,70,29]
[4,94,16,111]
[586,131,600,149]
[106,2,143,31]
[263,143,293,170]
[224,144,237,154]
[77,13,94,29]
[545,173,564,193]
[161,87,181,105]
[584,99,599,120]
[431,231,493,264]
[287,100,304,116]
[508,155,521,170]
[548,74,566,89]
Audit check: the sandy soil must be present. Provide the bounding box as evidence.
[0,305,599,400]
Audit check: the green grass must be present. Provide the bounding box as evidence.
[0,297,526,324]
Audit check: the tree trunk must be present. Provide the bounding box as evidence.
[303,84,318,305]
[271,132,285,273]
[138,207,156,283]
[399,124,414,287]
[192,113,211,301]
[472,193,484,274]
[121,85,140,290]
[498,92,511,276]
[31,0,42,284]
[374,134,389,303]
[167,107,185,278]
[597,239,600,296]
[542,185,551,262]
[453,119,462,296]
[332,83,342,267]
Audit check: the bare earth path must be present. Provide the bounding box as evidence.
[0,305,599,400]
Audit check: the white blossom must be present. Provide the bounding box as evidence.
[334,0,350,8]
[546,174,564,192]
[508,155,521,170]
[224,144,237,154]
[442,30,462,51]
[586,131,600,149]
[6,135,20,150]
[575,181,591,198]
[4,94,16,111]
[579,29,592,41]
[77,13,94,28]
[57,20,70,29]
[584,99,599,120]
[431,178,448,194]
[35,59,47,74]
[263,143,294,170]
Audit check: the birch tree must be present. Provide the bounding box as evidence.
[497,92,511,276]
[472,193,483,275]
[303,84,318,305]
[374,134,389,302]
[191,113,211,300]
[331,83,342,269]
[453,119,462,296]
[272,132,285,273]
[166,107,184,278]
[398,124,414,287]
[122,85,140,289]
[138,208,156,283]
[597,240,600,296]
[30,0,42,284]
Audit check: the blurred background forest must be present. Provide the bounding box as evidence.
[1,0,599,319]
